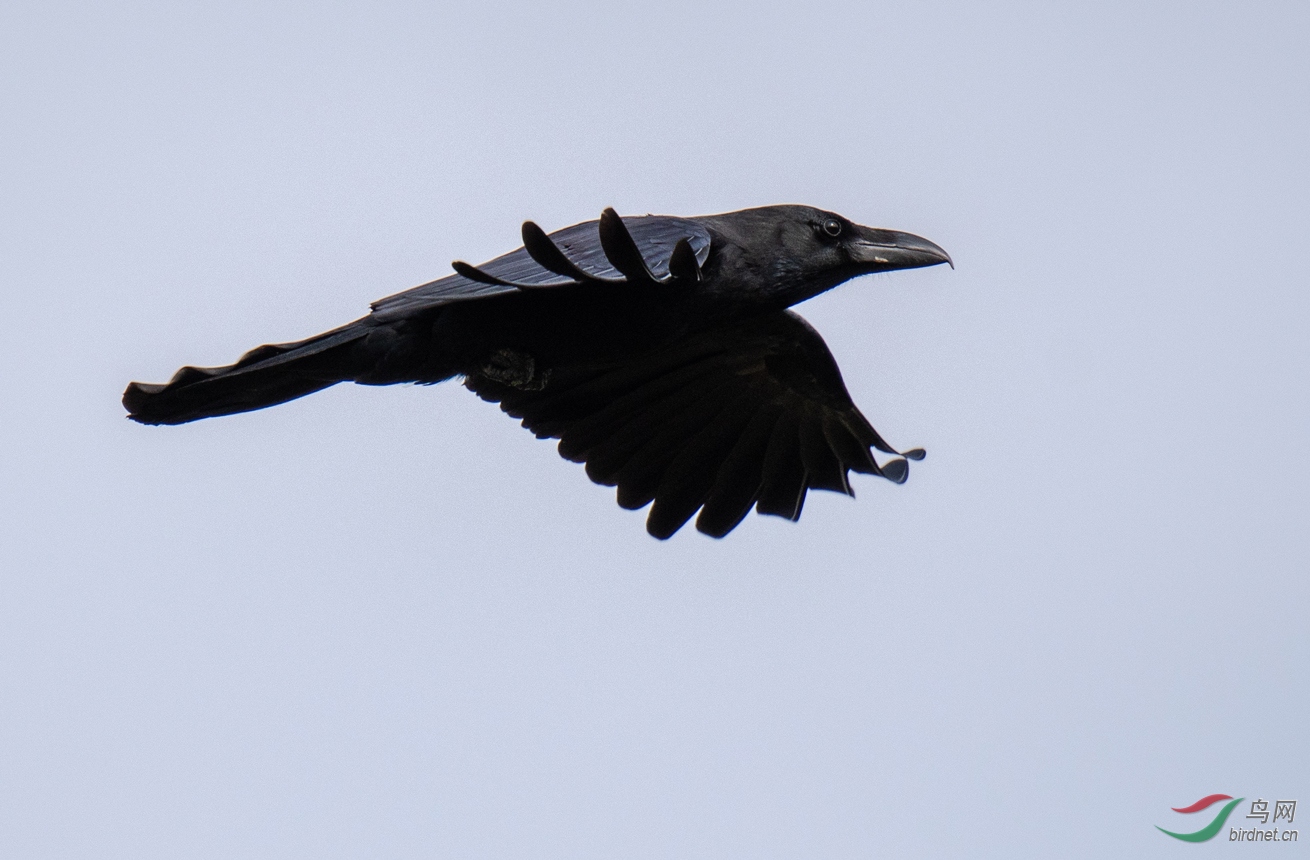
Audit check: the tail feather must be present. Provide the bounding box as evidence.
[123,322,369,425]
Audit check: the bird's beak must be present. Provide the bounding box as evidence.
[848,226,953,272]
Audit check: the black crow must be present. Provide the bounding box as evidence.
[124,205,951,538]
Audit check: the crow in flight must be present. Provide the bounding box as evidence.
[124,206,951,538]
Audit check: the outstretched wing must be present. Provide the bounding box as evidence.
[465,310,924,539]
[370,210,712,320]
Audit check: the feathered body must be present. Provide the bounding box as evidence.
[124,205,951,538]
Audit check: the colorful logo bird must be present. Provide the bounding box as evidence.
[1157,794,1244,842]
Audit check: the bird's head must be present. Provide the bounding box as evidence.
[700,205,952,307]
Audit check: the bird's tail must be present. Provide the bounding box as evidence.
[123,320,374,425]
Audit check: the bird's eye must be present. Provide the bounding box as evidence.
[822,219,842,237]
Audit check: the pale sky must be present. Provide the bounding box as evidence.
[2,2,1306,857]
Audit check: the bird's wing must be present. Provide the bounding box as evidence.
[465,310,924,539]
[370,212,712,320]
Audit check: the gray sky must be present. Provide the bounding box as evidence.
[2,2,1306,857]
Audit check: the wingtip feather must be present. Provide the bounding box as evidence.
[880,458,909,484]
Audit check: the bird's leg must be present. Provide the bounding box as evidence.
[479,348,549,391]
